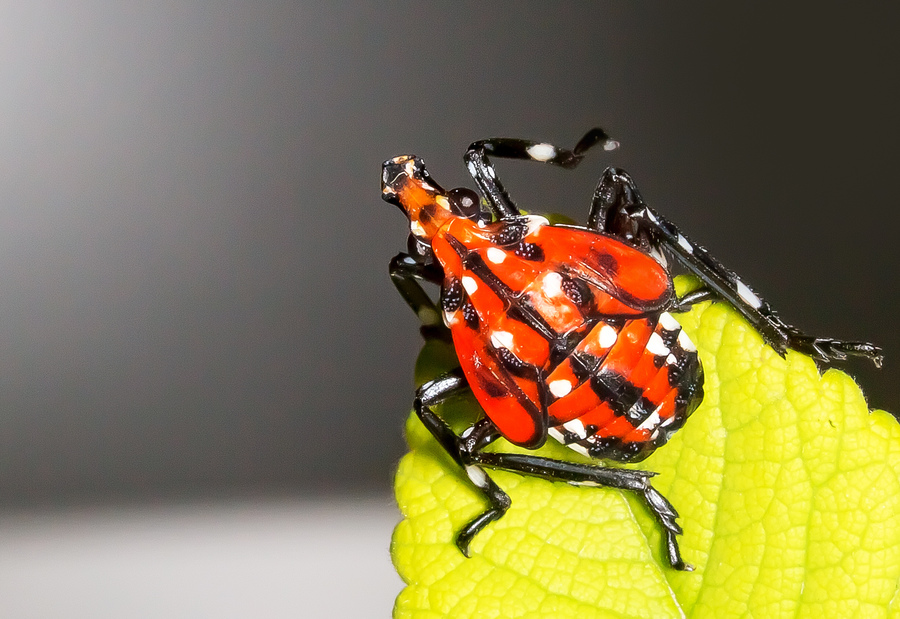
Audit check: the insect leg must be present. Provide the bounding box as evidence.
[470,451,690,570]
[587,167,883,366]
[389,252,447,339]
[465,128,618,220]
[414,372,512,557]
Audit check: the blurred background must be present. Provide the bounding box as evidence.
[0,2,897,616]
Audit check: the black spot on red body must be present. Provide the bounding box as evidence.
[513,242,545,261]
[462,299,480,330]
[441,277,463,312]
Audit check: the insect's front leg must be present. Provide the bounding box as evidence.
[464,128,617,220]
[389,251,447,339]
[414,373,511,556]
[588,167,883,366]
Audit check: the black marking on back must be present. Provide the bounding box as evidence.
[513,241,544,261]
[462,299,479,330]
[441,277,463,313]
[590,370,643,416]
[495,346,538,379]
[560,273,594,309]
[490,220,529,246]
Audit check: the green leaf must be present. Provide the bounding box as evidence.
[392,277,900,618]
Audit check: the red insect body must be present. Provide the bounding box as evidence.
[386,154,703,463]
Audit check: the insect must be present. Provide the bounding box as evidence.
[382,128,882,570]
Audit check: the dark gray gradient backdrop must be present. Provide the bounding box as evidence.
[0,3,896,506]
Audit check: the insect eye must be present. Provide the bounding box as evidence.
[447,187,482,220]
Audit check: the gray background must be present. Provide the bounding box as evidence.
[0,2,897,508]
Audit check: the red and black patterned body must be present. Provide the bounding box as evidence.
[385,155,703,463]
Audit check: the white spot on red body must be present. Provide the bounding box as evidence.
[541,272,563,297]
[486,247,506,264]
[646,332,670,356]
[435,195,450,210]
[678,329,697,352]
[490,330,515,350]
[462,276,479,295]
[549,379,573,398]
[598,324,618,348]
[659,312,680,332]
[563,418,587,439]
[526,143,556,161]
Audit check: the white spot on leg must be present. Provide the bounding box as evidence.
[486,247,507,264]
[677,234,694,253]
[465,465,489,489]
[462,276,478,295]
[549,379,573,398]
[598,324,618,348]
[526,143,556,161]
[736,280,762,308]
[490,330,515,350]
[646,332,670,356]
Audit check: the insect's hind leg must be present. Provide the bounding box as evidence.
[470,451,691,571]
[464,127,618,220]
[415,372,512,557]
[587,167,883,366]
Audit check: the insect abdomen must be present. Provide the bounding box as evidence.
[546,312,703,462]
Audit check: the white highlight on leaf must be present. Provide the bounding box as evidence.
[549,379,573,398]
[462,276,478,295]
[526,143,556,161]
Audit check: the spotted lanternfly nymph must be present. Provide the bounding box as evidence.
[382,128,882,570]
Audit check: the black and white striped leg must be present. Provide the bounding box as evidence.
[470,451,691,570]
[587,168,883,366]
[464,128,618,220]
[389,252,448,339]
[414,373,511,556]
